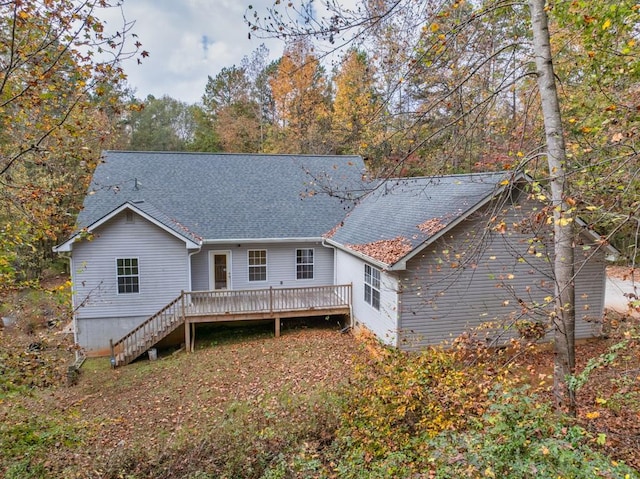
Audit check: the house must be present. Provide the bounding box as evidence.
[54,151,367,357]
[326,173,613,349]
[55,151,612,361]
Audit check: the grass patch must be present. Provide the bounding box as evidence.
[0,408,85,478]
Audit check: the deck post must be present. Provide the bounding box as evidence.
[269,286,273,313]
[275,317,280,338]
[185,318,191,353]
[349,283,354,328]
[109,339,115,368]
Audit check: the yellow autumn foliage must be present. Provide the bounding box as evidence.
[340,341,516,458]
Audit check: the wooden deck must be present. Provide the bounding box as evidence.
[110,284,352,367]
[183,285,352,350]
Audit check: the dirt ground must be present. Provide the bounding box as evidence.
[3,316,637,474]
[2,270,639,474]
[8,320,363,473]
[607,265,639,281]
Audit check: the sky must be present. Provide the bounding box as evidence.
[109,0,285,104]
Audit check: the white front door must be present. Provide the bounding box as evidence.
[209,251,231,290]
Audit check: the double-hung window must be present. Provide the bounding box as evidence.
[296,248,314,280]
[364,264,381,310]
[116,258,139,294]
[248,250,267,282]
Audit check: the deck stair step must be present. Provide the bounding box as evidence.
[110,292,187,367]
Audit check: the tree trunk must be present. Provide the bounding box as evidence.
[529,0,576,414]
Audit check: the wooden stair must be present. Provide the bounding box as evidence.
[110,293,186,367]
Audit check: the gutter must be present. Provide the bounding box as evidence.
[202,237,325,245]
[321,174,525,272]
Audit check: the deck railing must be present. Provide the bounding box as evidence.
[110,293,185,367]
[185,284,352,316]
[110,284,352,367]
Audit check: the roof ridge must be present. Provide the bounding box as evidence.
[102,150,361,159]
[385,171,509,181]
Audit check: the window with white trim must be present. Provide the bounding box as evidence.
[296,248,314,280]
[248,250,267,282]
[116,258,139,294]
[364,264,380,310]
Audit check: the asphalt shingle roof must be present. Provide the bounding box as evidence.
[78,151,367,241]
[329,172,510,265]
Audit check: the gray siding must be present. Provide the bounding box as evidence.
[574,248,607,337]
[190,241,335,291]
[71,211,190,350]
[397,196,606,349]
[76,315,148,354]
[336,250,399,346]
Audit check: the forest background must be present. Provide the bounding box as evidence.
[1,0,639,289]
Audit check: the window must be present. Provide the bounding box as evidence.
[364,264,380,310]
[296,248,314,280]
[116,258,139,294]
[248,250,267,281]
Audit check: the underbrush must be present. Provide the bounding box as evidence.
[1,292,639,478]
[0,282,79,478]
[0,410,84,479]
[96,388,344,479]
[95,333,640,479]
[262,335,640,479]
[0,281,74,396]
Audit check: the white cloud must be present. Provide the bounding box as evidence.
[109,0,284,104]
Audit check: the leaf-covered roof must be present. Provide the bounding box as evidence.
[328,172,510,266]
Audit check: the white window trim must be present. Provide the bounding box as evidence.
[295,247,314,280]
[116,257,141,295]
[364,263,381,310]
[248,249,268,282]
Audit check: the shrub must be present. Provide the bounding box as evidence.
[427,386,639,478]
[338,348,493,457]
[322,345,640,479]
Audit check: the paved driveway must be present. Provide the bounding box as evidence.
[606,277,640,317]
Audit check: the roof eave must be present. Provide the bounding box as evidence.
[388,183,515,271]
[388,173,620,269]
[202,237,326,245]
[53,202,202,253]
[574,216,620,260]
[324,237,391,270]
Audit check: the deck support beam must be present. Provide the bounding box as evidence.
[185,318,191,353]
[275,317,280,338]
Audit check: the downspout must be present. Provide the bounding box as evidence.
[321,237,338,286]
[322,238,354,330]
[187,244,202,292]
